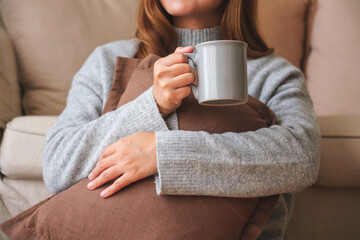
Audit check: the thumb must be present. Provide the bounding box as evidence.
[175,46,194,53]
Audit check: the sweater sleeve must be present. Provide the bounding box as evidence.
[43,45,168,193]
[154,55,321,198]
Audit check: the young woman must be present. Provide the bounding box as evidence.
[43,0,320,238]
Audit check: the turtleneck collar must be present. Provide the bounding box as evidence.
[174,26,222,47]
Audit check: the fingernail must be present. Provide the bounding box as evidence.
[88,173,93,180]
[100,190,107,198]
[87,182,94,189]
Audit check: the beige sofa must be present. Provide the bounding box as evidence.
[0,0,359,239]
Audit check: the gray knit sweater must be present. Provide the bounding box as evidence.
[43,26,320,239]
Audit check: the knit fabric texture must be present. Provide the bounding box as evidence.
[43,26,320,240]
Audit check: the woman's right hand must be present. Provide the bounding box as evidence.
[153,46,196,118]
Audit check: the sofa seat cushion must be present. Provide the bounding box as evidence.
[285,186,360,240]
[0,177,51,218]
[0,116,57,180]
[0,196,11,223]
[315,115,360,188]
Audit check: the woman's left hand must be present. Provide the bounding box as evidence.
[87,132,157,198]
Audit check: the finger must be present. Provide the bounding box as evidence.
[168,72,195,89]
[191,69,198,86]
[162,63,192,78]
[161,52,189,67]
[100,173,133,198]
[172,86,192,104]
[98,143,117,162]
[175,46,194,53]
[87,165,123,190]
[159,86,191,107]
[88,155,117,180]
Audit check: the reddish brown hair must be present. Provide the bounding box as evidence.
[135,0,273,59]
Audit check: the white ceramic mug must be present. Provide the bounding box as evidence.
[185,40,248,106]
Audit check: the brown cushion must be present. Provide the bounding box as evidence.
[305,0,360,115]
[0,54,279,239]
[0,0,140,115]
[258,0,316,71]
[0,178,278,240]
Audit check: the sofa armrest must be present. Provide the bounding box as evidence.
[315,115,360,188]
[0,116,58,180]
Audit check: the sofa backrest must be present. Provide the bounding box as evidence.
[258,0,316,73]
[0,11,21,133]
[0,0,316,116]
[305,0,360,116]
[0,0,139,115]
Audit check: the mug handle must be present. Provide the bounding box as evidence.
[184,53,196,65]
[184,53,199,99]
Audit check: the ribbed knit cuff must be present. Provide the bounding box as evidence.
[154,130,212,195]
[164,111,178,130]
[119,86,169,133]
